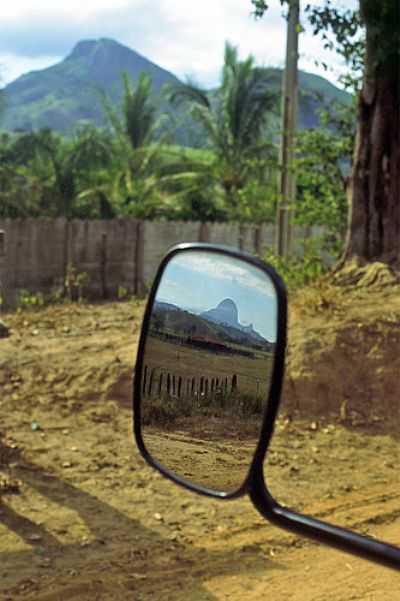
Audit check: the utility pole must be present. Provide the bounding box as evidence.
[276,0,300,257]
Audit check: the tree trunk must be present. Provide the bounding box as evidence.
[343,2,400,265]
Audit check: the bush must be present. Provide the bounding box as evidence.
[264,239,329,290]
[17,290,45,310]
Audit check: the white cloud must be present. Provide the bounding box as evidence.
[0,0,359,88]
[1,0,136,20]
[170,251,276,298]
[140,0,285,87]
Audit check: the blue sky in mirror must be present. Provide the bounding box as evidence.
[156,251,277,342]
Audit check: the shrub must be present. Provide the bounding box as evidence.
[264,239,329,290]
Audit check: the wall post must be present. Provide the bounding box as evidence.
[134,220,145,297]
[0,229,7,308]
[199,222,210,243]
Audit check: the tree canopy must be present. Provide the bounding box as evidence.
[252,0,400,265]
[169,42,278,217]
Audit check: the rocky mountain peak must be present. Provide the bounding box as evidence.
[202,298,239,327]
[67,38,119,60]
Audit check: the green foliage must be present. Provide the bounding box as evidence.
[99,73,177,219]
[14,266,91,311]
[0,90,4,124]
[0,38,178,134]
[360,0,400,68]
[2,37,352,136]
[294,106,354,246]
[1,38,354,232]
[65,264,90,302]
[17,290,45,310]
[117,286,129,300]
[306,2,364,76]
[0,126,116,218]
[168,42,279,221]
[122,73,157,149]
[235,159,277,223]
[251,1,283,18]
[103,72,161,151]
[264,239,329,290]
[142,388,265,426]
[141,396,182,426]
[252,1,399,91]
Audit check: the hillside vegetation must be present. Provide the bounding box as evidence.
[0,39,353,260]
[2,38,351,134]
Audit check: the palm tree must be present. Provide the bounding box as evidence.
[102,72,162,151]
[122,73,159,150]
[70,125,117,218]
[168,42,278,217]
[100,72,173,218]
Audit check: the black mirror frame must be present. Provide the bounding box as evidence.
[133,242,287,499]
[133,243,400,572]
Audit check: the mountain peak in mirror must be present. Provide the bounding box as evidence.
[201,298,239,328]
[200,298,266,343]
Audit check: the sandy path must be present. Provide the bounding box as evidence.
[0,297,399,599]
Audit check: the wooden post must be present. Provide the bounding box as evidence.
[0,229,6,309]
[100,232,107,299]
[62,219,70,298]
[276,0,300,257]
[134,220,145,297]
[254,225,262,256]
[199,222,210,243]
[239,224,245,251]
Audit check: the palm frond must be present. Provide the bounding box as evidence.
[167,81,211,109]
[122,72,157,149]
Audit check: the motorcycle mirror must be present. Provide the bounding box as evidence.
[134,244,400,570]
[133,243,287,496]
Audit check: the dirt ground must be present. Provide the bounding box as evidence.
[1,270,399,600]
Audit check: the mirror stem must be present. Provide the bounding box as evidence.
[249,472,400,571]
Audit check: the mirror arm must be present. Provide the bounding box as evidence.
[249,472,400,572]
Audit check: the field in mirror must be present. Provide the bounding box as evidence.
[140,250,278,493]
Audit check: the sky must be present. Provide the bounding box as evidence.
[156,251,278,341]
[0,0,358,88]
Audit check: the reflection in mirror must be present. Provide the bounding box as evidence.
[140,250,278,493]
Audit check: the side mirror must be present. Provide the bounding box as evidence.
[133,243,400,571]
[134,243,287,496]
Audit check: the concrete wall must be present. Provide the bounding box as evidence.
[0,218,326,307]
[66,219,140,298]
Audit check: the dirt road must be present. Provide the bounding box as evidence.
[1,290,399,600]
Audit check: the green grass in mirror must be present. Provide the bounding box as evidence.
[141,334,273,425]
[140,333,274,492]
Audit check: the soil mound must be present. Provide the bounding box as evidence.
[282,267,400,425]
[332,259,400,288]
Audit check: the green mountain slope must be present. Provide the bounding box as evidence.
[2,38,181,132]
[1,38,352,136]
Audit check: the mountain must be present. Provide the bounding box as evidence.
[202,298,239,328]
[1,38,352,135]
[1,38,181,132]
[201,298,267,345]
[152,299,272,352]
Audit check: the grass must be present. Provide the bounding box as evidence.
[140,335,273,425]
